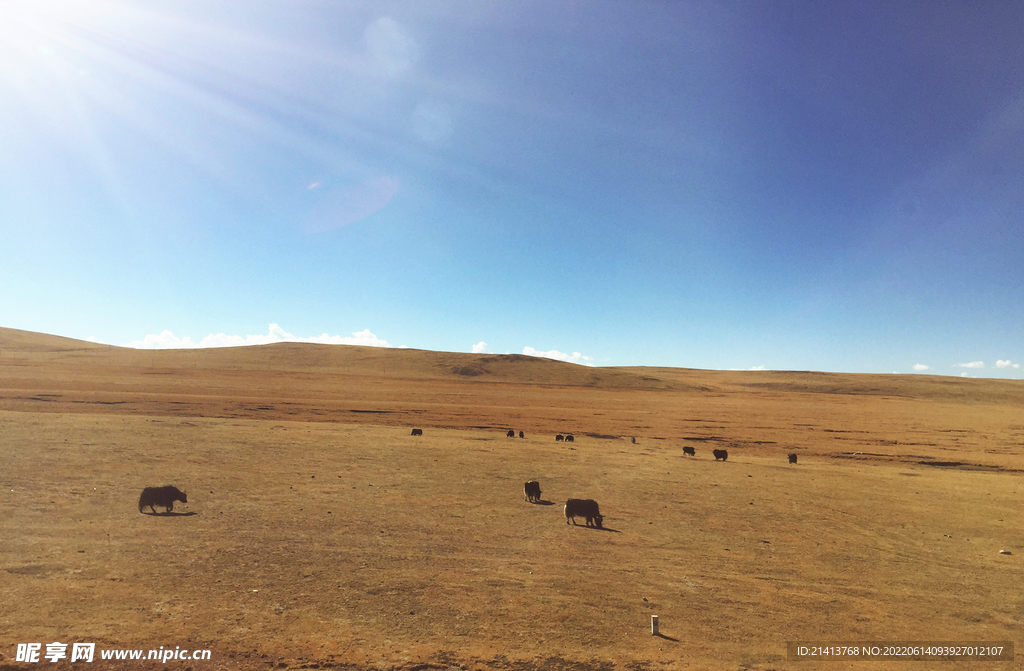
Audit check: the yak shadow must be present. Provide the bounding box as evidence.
[569,524,621,533]
[533,500,556,506]
[654,633,679,642]
[141,511,197,517]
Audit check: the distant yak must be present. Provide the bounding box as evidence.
[524,480,542,503]
[564,498,603,528]
[565,434,575,443]
[683,446,696,457]
[631,437,636,444]
[138,485,187,514]
[410,428,423,436]
[507,429,515,438]
[555,434,564,442]
[519,430,525,439]
[788,453,798,464]
[713,449,728,461]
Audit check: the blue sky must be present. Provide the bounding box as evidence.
[2,1,1022,377]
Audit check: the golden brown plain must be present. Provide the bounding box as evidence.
[1,327,1021,670]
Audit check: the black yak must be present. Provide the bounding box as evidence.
[519,430,525,438]
[683,446,696,456]
[713,449,728,461]
[564,498,603,528]
[507,429,515,438]
[555,434,564,442]
[524,480,542,503]
[788,453,798,464]
[411,428,423,436]
[565,434,574,442]
[138,485,187,514]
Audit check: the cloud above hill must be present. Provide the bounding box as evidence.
[522,346,594,366]
[956,361,985,369]
[124,324,392,349]
[996,359,1020,369]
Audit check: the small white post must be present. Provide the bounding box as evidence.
[651,615,659,636]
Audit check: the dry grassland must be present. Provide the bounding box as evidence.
[1,327,1022,670]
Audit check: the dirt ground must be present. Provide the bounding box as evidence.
[1,328,1021,670]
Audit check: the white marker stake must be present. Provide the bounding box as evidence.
[651,615,659,635]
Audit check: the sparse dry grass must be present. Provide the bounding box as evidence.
[1,328,1022,670]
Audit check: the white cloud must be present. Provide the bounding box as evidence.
[125,330,200,349]
[996,359,1020,369]
[956,361,985,369]
[749,365,765,371]
[194,332,249,348]
[471,341,488,354]
[86,336,106,344]
[124,324,392,350]
[522,346,594,366]
[960,372,971,378]
[301,328,392,347]
[912,363,930,372]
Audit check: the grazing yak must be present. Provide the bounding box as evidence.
[519,430,525,438]
[555,434,564,442]
[411,428,423,436]
[713,449,728,461]
[564,498,603,528]
[565,434,575,442]
[524,480,542,503]
[788,453,798,464]
[683,446,696,456]
[138,485,187,514]
[507,429,516,438]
